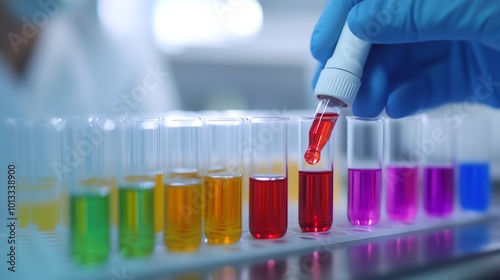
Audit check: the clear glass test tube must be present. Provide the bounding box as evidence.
[456,113,490,211]
[249,117,288,239]
[384,117,421,222]
[421,115,454,217]
[162,118,203,252]
[298,116,335,232]
[64,117,112,266]
[8,118,65,231]
[347,117,383,226]
[203,118,243,244]
[119,118,160,257]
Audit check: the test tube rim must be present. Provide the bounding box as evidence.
[346,116,383,122]
[297,115,338,122]
[247,116,289,123]
[202,117,244,126]
[162,117,203,127]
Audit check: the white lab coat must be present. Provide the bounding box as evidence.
[0,4,180,119]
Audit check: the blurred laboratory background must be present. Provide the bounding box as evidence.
[114,0,325,111]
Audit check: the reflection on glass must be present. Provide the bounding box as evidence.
[385,235,418,271]
[457,224,490,254]
[173,272,202,280]
[211,265,238,280]
[249,259,287,280]
[348,242,381,278]
[298,251,333,280]
[423,229,454,262]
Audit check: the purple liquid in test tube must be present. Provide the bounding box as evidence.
[348,168,382,225]
[386,166,418,221]
[423,166,454,217]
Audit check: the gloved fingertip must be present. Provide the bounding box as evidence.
[352,65,388,117]
[352,101,385,118]
[347,8,370,42]
[385,85,426,119]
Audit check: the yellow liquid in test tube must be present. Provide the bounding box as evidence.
[164,178,202,252]
[60,186,69,227]
[18,182,31,228]
[18,203,30,228]
[124,174,163,233]
[31,180,59,231]
[204,173,242,244]
[288,158,299,202]
[334,162,342,206]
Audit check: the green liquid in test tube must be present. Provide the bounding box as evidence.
[119,182,155,257]
[70,192,110,266]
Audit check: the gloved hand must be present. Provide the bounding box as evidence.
[311,0,500,118]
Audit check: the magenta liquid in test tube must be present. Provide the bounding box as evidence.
[422,114,455,217]
[347,117,383,226]
[384,117,421,222]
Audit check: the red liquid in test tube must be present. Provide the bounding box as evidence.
[249,176,288,239]
[298,170,333,232]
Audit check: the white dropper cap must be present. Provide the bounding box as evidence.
[314,21,371,108]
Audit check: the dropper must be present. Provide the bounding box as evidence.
[305,21,371,164]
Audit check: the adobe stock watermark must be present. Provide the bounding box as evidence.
[335,1,403,72]
[362,0,403,38]
[110,65,169,117]
[51,120,109,182]
[177,108,289,223]
[282,238,336,280]
[7,0,75,54]
[111,267,135,280]
[443,74,500,129]
[374,73,500,185]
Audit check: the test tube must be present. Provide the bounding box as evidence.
[8,118,64,230]
[421,115,454,217]
[162,118,203,252]
[203,118,243,244]
[119,118,160,257]
[384,117,421,222]
[298,116,335,232]
[64,118,112,266]
[455,113,490,211]
[248,117,288,239]
[347,117,383,226]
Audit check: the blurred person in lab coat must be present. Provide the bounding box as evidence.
[312,0,500,118]
[0,0,180,118]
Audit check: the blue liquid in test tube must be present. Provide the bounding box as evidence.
[459,162,490,211]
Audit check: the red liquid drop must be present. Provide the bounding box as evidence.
[298,170,333,232]
[249,176,287,239]
[305,113,339,164]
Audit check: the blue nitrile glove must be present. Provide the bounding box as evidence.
[311,0,500,118]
